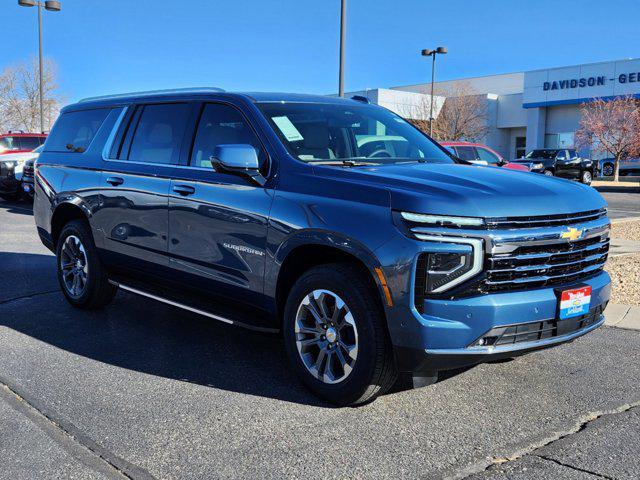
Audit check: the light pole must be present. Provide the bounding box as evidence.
[338,0,346,97]
[421,46,447,137]
[18,0,61,134]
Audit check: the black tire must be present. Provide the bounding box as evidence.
[56,220,117,309]
[543,169,554,176]
[581,170,593,185]
[283,263,397,406]
[602,163,614,177]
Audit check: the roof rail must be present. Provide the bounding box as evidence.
[78,87,226,103]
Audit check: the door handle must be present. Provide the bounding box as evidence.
[172,184,196,196]
[106,176,124,186]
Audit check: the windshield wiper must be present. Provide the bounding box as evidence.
[306,159,380,167]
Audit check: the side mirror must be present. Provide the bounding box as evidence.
[210,144,265,186]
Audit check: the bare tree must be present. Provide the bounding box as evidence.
[0,58,62,133]
[575,96,640,182]
[404,82,489,142]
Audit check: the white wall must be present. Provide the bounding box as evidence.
[392,72,524,97]
[497,93,526,128]
[343,88,445,120]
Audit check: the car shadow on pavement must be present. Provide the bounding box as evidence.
[0,199,33,216]
[0,252,336,407]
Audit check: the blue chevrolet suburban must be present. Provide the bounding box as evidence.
[33,88,611,405]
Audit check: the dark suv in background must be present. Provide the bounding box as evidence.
[512,149,597,184]
[34,89,610,405]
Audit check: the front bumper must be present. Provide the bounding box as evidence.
[0,163,19,195]
[393,270,610,374]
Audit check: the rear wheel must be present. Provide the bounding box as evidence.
[581,170,593,185]
[602,163,614,177]
[283,264,397,406]
[56,220,117,309]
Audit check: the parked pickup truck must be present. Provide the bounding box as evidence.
[511,149,597,184]
[34,89,611,405]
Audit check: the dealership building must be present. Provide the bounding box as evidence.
[350,57,640,160]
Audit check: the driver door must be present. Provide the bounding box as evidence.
[167,102,274,309]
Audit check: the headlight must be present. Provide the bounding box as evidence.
[401,212,484,228]
[416,236,484,293]
[531,163,544,170]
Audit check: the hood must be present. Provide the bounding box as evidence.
[317,163,606,218]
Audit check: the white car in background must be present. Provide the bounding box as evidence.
[0,145,43,201]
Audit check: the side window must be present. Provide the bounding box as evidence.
[476,147,501,165]
[190,103,266,169]
[46,109,110,153]
[455,146,478,161]
[19,137,41,151]
[569,149,578,159]
[0,137,19,152]
[556,150,567,160]
[127,103,190,165]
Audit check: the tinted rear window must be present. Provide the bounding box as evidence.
[46,108,110,153]
[19,137,42,151]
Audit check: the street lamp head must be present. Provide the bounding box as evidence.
[45,0,61,11]
[421,49,433,56]
[18,0,37,7]
[436,46,448,54]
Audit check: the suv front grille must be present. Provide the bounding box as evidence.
[485,235,609,292]
[485,209,606,229]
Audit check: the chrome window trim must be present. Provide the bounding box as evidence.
[101,106,129,161]
[413,235,484,293]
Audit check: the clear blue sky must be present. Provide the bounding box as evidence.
[2,0,639,103]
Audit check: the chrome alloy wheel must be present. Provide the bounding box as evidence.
[294,289,358,384]
[60,235,89,298]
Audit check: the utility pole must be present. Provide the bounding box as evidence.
[338,0,346,97]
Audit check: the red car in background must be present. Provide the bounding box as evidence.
[441,141,529,172]
[0,132,47,155]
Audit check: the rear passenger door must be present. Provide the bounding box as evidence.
[167,102,274,309]
[95,102,194,275]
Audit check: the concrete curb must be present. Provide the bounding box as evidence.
[611,216,640,224]
[604,304,640,331]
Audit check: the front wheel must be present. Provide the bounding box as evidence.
[283,264,397,406]
[56,220,117,309]
[543,169,554,176]
[581,170,593,185]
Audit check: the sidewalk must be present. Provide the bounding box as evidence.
[609,238,640,257]
[605,304,640,331]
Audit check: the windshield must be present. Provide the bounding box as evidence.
[525,149,558,159]
[258,102,454,165]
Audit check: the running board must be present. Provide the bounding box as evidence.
[109,281,279,333]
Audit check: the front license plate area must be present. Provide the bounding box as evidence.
[558,285,592,320]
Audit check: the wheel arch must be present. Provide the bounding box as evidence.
[50,201,92,248]
[273,234,392,332]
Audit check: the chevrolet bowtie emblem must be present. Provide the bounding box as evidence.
[561,227,584,241]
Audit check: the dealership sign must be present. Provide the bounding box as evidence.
[543,72,640,91]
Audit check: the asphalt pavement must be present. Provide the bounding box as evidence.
[598,190,640,221]
[1,197,639,480]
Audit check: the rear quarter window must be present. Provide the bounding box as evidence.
[45,108,110,153]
